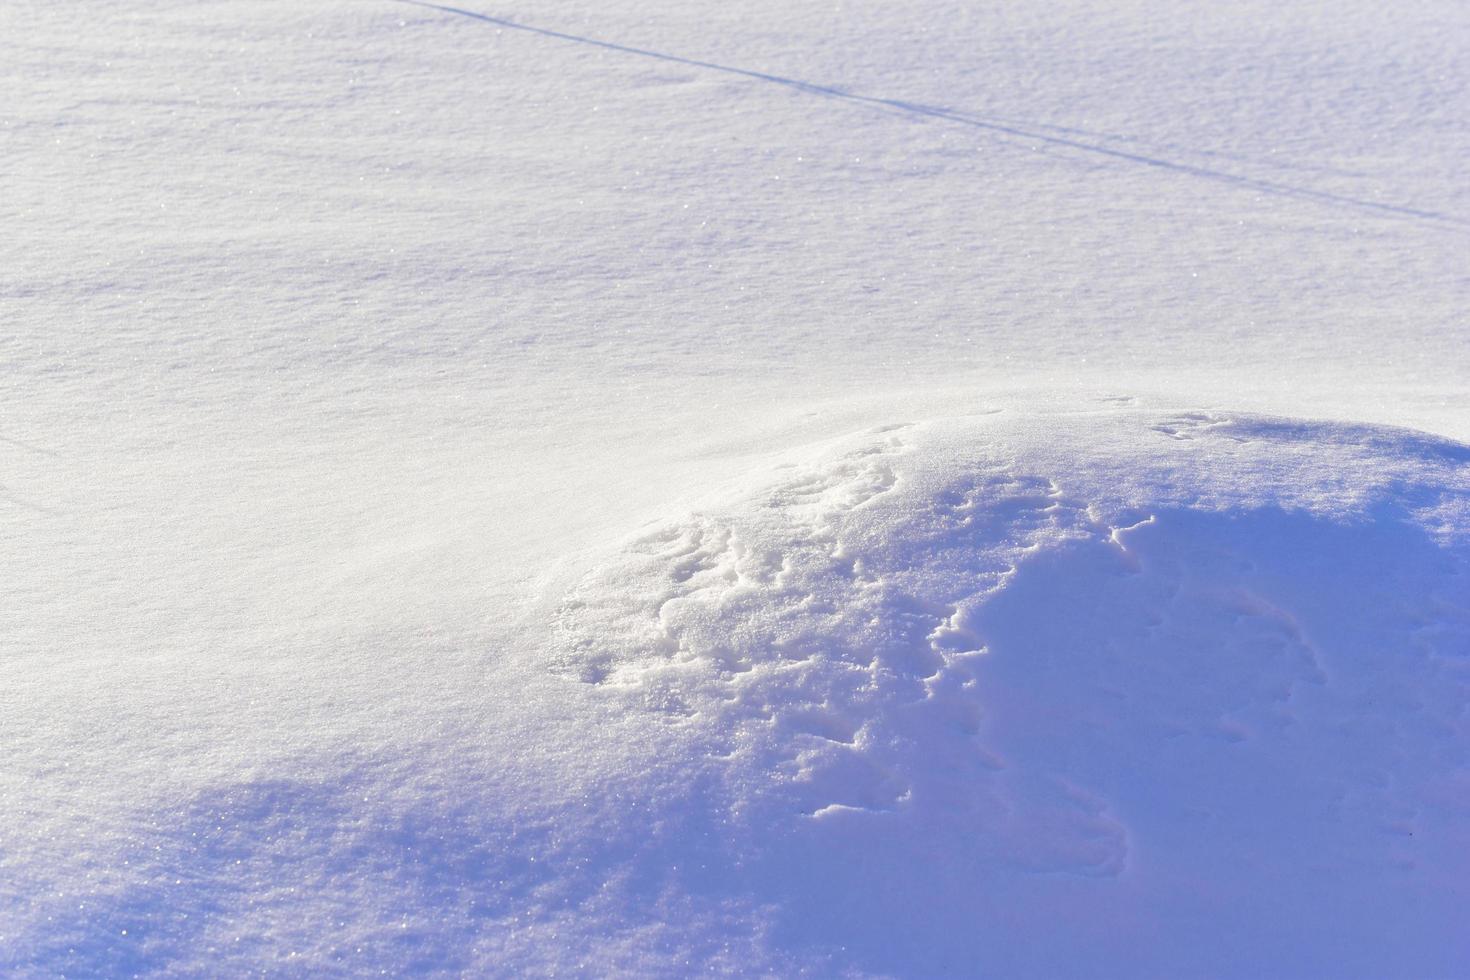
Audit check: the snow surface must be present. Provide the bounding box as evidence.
[4,0,1469,976]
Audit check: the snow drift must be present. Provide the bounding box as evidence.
[544,408,1470,975]
[7,407,1469,975]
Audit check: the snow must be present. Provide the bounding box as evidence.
[546,412,1470,974]
[4,0,1468,975]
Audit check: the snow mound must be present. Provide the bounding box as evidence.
[550,409,1470,974]
[16,410,1464,977]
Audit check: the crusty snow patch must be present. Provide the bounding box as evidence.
[548,409,1469,974]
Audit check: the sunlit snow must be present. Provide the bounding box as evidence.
[4,0,1468,976]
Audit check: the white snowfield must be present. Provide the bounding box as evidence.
[3,0,1468,976]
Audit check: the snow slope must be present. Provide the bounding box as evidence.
[544,410,1470,975]
[4,0,1469,975]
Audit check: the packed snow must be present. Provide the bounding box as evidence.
[4,0,1468,976]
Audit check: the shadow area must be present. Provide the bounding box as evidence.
[7,755,765,976]
[737,503,1470,976]
[12,505,1466,975]
[397,0,1467,230]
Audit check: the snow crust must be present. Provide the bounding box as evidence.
[542,411,1470,975]
[5,0,1469,975]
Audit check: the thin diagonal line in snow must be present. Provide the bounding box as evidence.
[396,0,1468,230]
